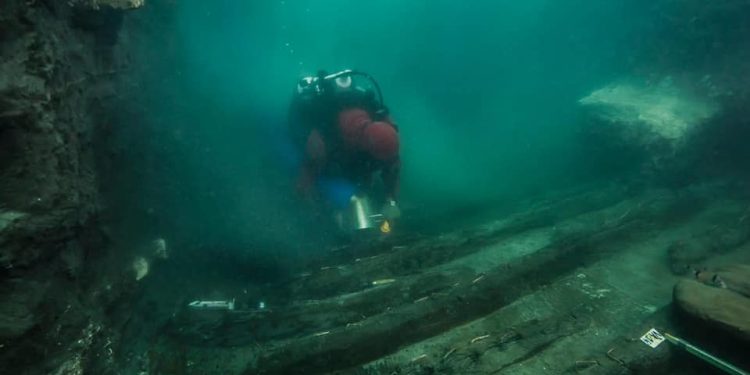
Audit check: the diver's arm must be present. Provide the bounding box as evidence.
[381,158,402,221]
[382,158,401,202]
[287,97,307,149]
[296,130,327,199]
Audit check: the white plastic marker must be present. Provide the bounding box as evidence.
[639,328,666,348]
[640,328,749,375]
[372,278,396,286]
[188,299,235,311]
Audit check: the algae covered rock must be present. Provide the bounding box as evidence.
[579,78,717,150]
[578,78,719,178]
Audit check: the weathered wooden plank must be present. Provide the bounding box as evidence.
[249,193,702,374]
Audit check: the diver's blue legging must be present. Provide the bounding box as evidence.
[317,177,356,210]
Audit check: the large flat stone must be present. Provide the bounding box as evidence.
[674,279,750,342]
[716,264,750,297]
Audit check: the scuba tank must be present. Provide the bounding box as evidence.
[295,69,387,118]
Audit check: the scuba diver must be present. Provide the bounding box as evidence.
[289,69,401,234]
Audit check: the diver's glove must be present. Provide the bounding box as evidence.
[382,199,401,221]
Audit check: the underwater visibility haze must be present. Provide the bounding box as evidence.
[1,0,750,374]
[112,1,662,251]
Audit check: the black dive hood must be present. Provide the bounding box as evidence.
[322,69,384,108]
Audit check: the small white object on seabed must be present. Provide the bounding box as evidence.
[371,278,396,286]
[188,299,235,311]
[133,257,149,281]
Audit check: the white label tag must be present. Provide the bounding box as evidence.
[640,328,666,348]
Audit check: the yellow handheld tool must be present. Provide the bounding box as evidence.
[380,220,391,234]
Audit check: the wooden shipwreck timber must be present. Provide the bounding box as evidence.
[152,183,750,375]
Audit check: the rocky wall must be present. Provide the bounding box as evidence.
[0,1,143,373]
